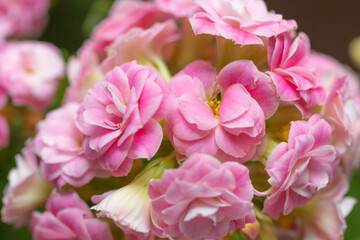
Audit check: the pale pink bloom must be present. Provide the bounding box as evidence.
[262,114,338,219]
[166,60,277,163]
[90,0,170,54]
[155,0,200,18]
[189,0,297,46]
[0,0,49,38]
[77,62,172,176]
[91,184,154,240]
[64,42,104,103]
[309,52,360,174]
[293,197,355,240]
[342,117,360,176]
[148,153,255,239]
[322,77,352,155]
[266,32,325,117]
[30,190,113,240]
[34,103,108,189]
[307,52,347,88]
[1,140,52,228]
[0,41,64,110]
[298,169,356,240]
[101,20,180,74]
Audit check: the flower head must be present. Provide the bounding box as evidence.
[92,155,176,240]
[166,60,277,162]
[266,32,326,116]
[34,103,108,188]
[262,114,338,219]
[0,41,64,110]
[149,153,255,239]
[30,190,113,240]
[190,0,297,46]
[1,140,52,228]
[77,62,173,176]
[0,0,49,38]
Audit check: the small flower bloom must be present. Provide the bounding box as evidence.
[101,20,180,78]
[190,0,297,46]
[149,153,255,239]
[92,155,176,240]
[166,60,277,162]
[1,140,52,228]
[0,0,50,38]
[34,103,108,189]
[64,42,104,103]
[0,41,64,110]
[309,52,360,175]
[91,0,171,54]
[266,32,325,117]
[30,190,113,240]
[262,114,338,219]
[77,62,172,176]
[293,169,356,240]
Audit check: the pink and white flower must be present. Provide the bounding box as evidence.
[148,153,255,239]
[101,20,180,75]
[266,32,325,117]
[30,190,113,240]
[90,0,171,55]
[0,0,50,38]
[189,0,297,46]
[166,60,278,163]
[77,62,173,176]
[34,103,108,189]
[1,140,52,228]
[293,169,356,240]
[262,114,338,219]
[0,41,64,110]
[64,42,104,103]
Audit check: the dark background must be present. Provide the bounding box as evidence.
[1,0,360,239]
[267,0,360,69]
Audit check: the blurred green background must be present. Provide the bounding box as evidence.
[0,0,359,239]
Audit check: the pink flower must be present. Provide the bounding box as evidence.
[292,169,356,240]
[189,0,297,46]
[262,114,338,219]
[101,20,180,75]
[266,32,325,116]
[92,189,155,240]
[166,60,277,163]
[148,153,255,239]
[308,52,360,175]
[34,103,108,189]
[90,0,170,54]
[322,77,352,155]
[0,41,64,110]
[1,140,52,228]
[30,190,113,240]
[77,62,172,176]
[64,42,104,103]
[0,0,49,38]
[155,0,200,18]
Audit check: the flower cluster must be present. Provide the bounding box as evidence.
[1,0,359,240]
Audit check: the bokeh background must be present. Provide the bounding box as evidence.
[0,0,359,239]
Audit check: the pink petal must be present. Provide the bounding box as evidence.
[128,120,163,160]
[178,93,218,130]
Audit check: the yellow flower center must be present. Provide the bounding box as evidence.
[207,96,221,116]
